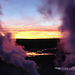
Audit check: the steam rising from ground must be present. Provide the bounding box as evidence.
[0,33,40,75]
[39,0,75,75]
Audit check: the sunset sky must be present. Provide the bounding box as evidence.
[1,0,62,39]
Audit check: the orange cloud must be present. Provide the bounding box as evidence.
[3,24,61,39]
[12,31,61,39]
[8,25,61,39]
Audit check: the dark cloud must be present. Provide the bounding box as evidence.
[38,0,71,19]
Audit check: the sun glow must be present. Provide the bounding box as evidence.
[0,32,5,36]
[12,31,61,39]
[7,24,62,39]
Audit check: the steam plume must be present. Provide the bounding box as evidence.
[0,3,39,75]
[38,0,75,74]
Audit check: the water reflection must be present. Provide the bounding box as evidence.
[26,48,56,57]
[26,51,55,57]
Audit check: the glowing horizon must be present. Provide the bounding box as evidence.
[2,25,61,39]
[11,28,61,39]
[13,31,61,39]
[0,27,62,39]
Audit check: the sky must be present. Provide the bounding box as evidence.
[0,0,62,39]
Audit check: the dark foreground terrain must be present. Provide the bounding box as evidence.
[26,55,64,75]
[0,58,29,75]
[16,39,60,50]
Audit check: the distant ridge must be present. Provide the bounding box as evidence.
[16,39,60,50]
